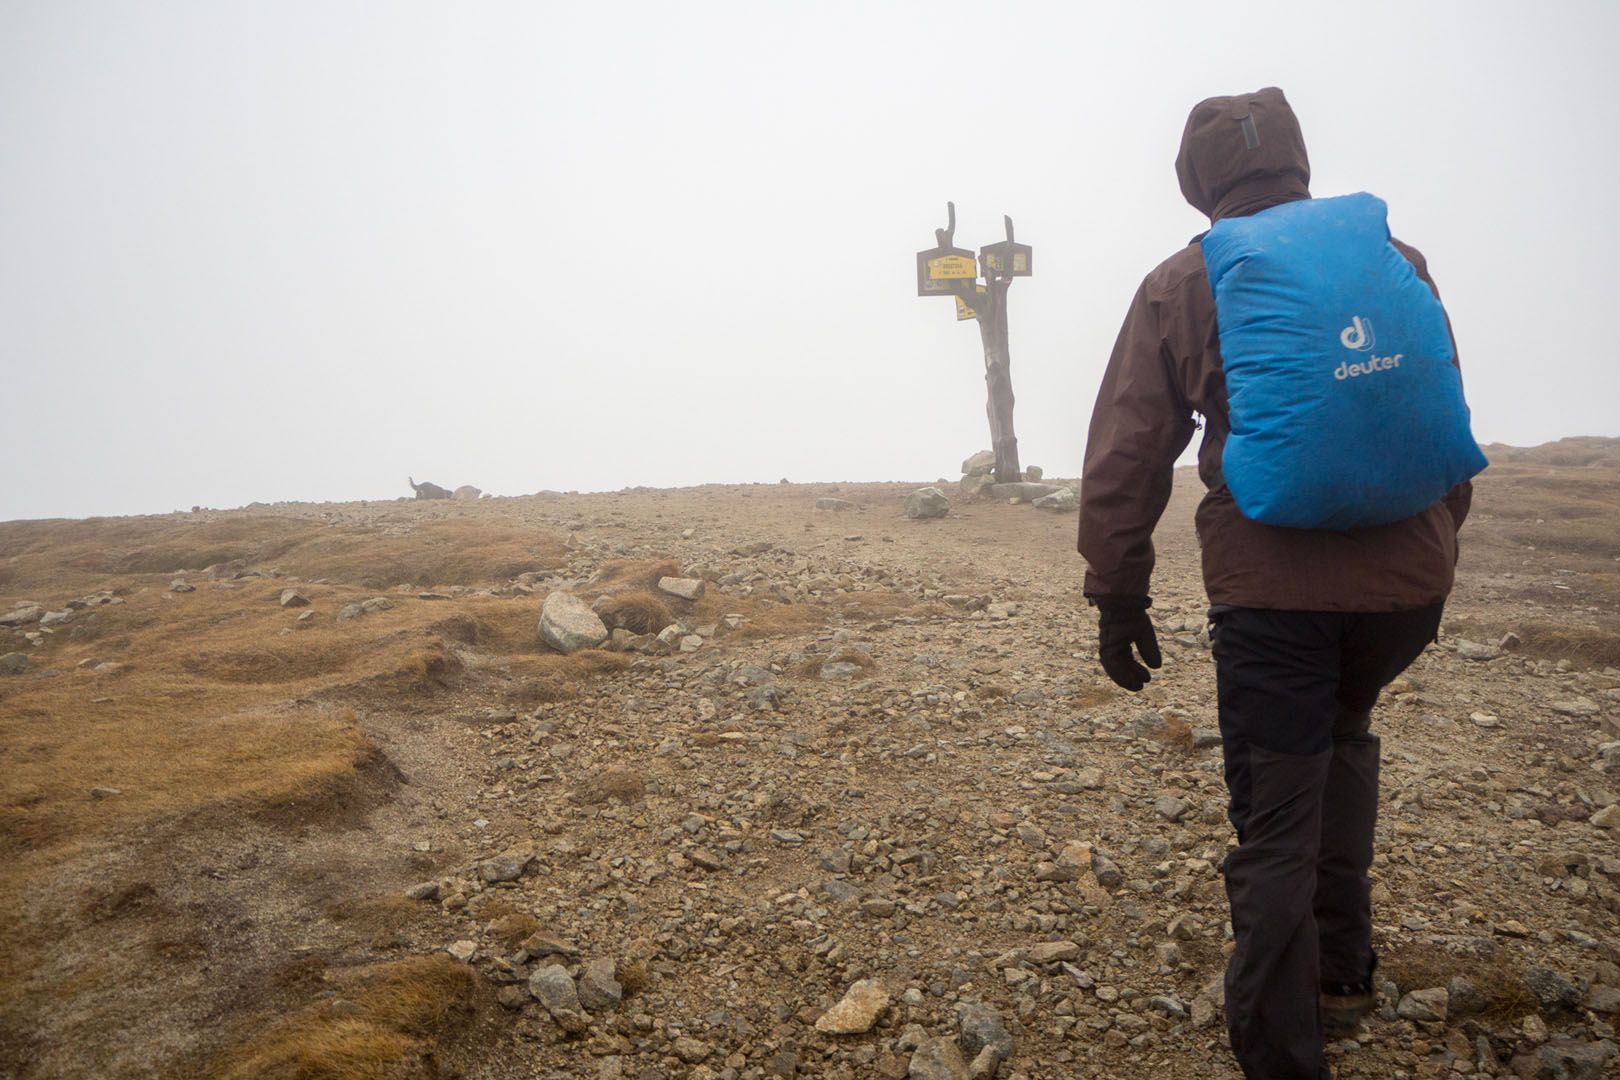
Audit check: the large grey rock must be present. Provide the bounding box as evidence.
[957,1002,1013,1077]
[529,964,580,1012]
[453,484,481,501]
[1524,966,1583,1011]
[988,482,1064,502]
[0,653,27,676]
[1396,987,1448,1022]
[1448,975,1487,1016]
[909,1037,970,1080]
[1510,1039,1615,1080]
[529,964,587,1032]
[960,450,996,477]
[1454,639,1499,661]
[479,854,528,883]
[959,474,996,499]
[905,487,949,519]
[577,957,623,1011]
[0,606,42,628]
[539,591,609,654]
[657,576,705,600]
[816,497,855,511]
[1032,487,1077,512]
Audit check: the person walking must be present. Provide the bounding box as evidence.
[1076,87,1481,1079]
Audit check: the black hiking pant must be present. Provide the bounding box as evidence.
[1210,604,1443,1080]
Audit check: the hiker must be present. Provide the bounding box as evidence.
[1076,88,1480,1079]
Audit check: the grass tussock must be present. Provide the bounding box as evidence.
[487,911,541,949]
[502,650,631,704]
[1382,940,1538,1024]
[387,642,464,693]
[595,591,675,634]
[796,648,876,679]
[210,954,478,1080]
[571,767,647,806]
[1153,716,1196,753]
[615,958,650,997]
[1444,616,1620,670]
[587,558,683,593]
[1069,685,1119,709]
[707,598,830,640]
[325,896,424,944]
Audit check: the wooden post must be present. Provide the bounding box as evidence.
[916,205,1028,485]
[974,278,1021,483]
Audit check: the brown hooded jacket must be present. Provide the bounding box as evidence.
[1077,87,1471,612]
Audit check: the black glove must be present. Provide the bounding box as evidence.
[1095,595,1161,692]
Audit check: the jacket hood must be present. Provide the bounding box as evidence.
[1176,87,1311,223]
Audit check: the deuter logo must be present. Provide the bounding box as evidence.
[1339,316,1374,351]
[1335,315,1400,379]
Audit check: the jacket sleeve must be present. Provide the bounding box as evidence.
[1393,238,1472,534]
[1077,276,1198,599]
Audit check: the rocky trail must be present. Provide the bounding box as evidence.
[3,449,1619,1080]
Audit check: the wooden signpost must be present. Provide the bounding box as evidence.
[915,202,1031,484]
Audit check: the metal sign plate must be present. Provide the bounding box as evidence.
[916,246,977,297]
[955,285,987,321]
[929,255,977,279]
[979,241,1033,277]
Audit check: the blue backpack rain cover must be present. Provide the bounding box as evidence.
[1201,192,1487,530]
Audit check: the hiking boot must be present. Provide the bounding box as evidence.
[1319,981,1376,1036]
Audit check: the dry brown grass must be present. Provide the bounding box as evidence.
[487,910,542,949]
[1069,685,1120,709]
[587,558,683,593]
[700,596,831,640]
[502,649,632,704]
[1153,716,1197,752]
[571,766,647,806]
[0,510,599,1077]
[596,591,676,634]
[1444,616,1620,670]
[0,514,566,593]
[1381,940,1538,1024]
[795,648,876,679]
[615,958,650,997]
[1465,457,1620,587]
[210,954,478,1080]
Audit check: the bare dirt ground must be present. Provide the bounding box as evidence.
[2,438,1618,1080]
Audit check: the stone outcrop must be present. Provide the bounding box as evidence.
[539,591,608,654]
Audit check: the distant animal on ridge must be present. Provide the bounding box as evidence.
[408,476,452,500]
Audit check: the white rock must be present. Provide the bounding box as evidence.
[658,576,705,600]
[814,978,889,1034]
[539,591,609,654]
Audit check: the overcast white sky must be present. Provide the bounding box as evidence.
[3,0,1617,520]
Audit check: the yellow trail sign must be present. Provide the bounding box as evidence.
[927,254,978,280]
[955,296,977,321]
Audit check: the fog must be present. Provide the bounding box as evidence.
[3,0,1616,520]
